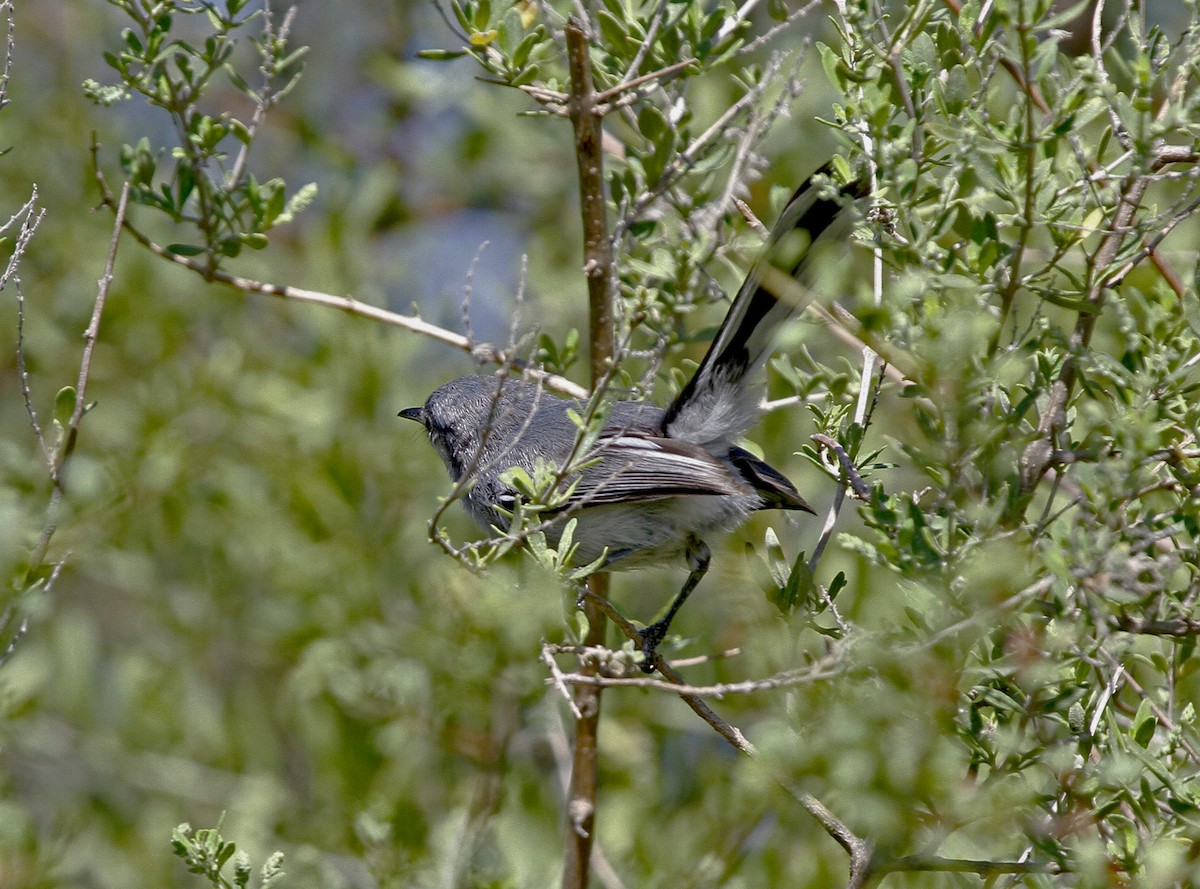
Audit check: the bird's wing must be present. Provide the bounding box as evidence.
[563,432,749,506]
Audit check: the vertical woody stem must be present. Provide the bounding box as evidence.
[562,17,613,889]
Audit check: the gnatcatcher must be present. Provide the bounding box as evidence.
[401,165,862,671]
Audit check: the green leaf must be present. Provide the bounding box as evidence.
[597,10,628,49]
[166,243,207,256]
[827,571,846,601]
[175,163,196,211]
[511,63,540,87]
[511,30,541,68]
[1131,698,1156,747]
[637,105,668,142]
[472,0,491,31]
[449,0,472,33]
[774,549,813,615]
[228,117,251,145]
[54,387,77,430]
[417,48,469,60]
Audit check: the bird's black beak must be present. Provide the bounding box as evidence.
[398,406,424,423]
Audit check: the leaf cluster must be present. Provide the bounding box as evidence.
[171,820,285,889]
[84,0,314,265]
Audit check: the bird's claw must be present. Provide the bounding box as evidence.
[638,621,668,674]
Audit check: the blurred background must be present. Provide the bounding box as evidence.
[1,2,862,887]
[5,1,1198,887]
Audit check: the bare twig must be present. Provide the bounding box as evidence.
[550,649,849,696]
[1114,615,1200,638]
[5,190,50,464]
[812,433,872,499]
[0,0,12,111]
[594,57,697,110]
[91,147,588,400]
[29,182,130,570]
[540,642,585,718]
[225,3,299,191]
[5,183,129,666]
[876,855,1062,877]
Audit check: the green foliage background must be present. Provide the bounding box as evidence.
[2,1,1199,888]
[1,3,847,886]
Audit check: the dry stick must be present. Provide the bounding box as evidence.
[581,591,1064,883]
[29,182,130,570]
[579,590,873,871]
[0,0,12,111]
[6,183,130,666]
[553,654,849,696]
[1114,614,1200,637]
[7,193,50,465]
[561,18,613,889]
[89,144,589,401]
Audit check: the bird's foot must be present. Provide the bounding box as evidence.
[637,621,669,674]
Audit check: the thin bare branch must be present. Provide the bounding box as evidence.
[594,56,698,109]
[812,434,872,499]
[1114,615,1200,638]
[91,151,588,400]
[29,181,130,568]
[0,0,13,110]
[5,190,50,464]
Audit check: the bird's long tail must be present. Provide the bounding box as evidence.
[661,164,866,449]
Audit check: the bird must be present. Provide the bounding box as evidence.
[401,165,862,671]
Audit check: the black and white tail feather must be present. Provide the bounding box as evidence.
[401,165,864,671]
[663,165,860,450]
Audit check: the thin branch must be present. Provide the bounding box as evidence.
[617,0,668,87]
[0,558,66,670]
[6,183,128,666]
[877,855,1062,876]
[550,648,849,696]
[225,3,299,191]
[1096,647,1200,767]
[29,181,130,570]
[0,0,12,111]
[807,11,883,577]
[613,52,787,239]
[91,149,588,400]
[805,302,909,385]
[5,190,50,464]
[734,0,822,56]
[940,0,1050,113]
[1017,146,1193,500]
[593,56,698,109]
[1114,615,1200,638]
[577,588,877,882]
[811,434,872,499]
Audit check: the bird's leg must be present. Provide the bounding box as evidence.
[639,537,711,673]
